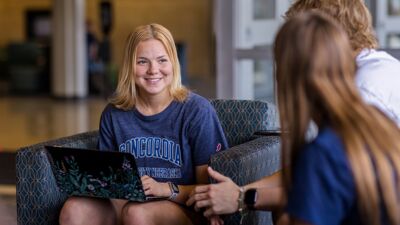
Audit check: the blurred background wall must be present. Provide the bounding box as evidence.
[0,0,214,97]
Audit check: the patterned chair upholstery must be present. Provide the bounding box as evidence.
[209,99,281,225]
[210,99,280,147]
[16,131,98,225]
[16,100,281,225]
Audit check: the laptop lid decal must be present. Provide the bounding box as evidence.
[45,146,148,202]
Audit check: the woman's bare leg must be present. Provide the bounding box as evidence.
[121,200,206,225]
[59,197,121,225]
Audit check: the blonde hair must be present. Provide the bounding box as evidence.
[110,23,188,110]
[285,0,378,52]
[274,12,400,225]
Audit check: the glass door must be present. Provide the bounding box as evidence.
[235,0,291,102]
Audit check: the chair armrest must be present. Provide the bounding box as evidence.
[16,131,99,225]
[209,136,281,185]
[209,136,281,225]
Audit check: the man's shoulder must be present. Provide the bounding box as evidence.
[356,49,400,84]
[357,49,400,71]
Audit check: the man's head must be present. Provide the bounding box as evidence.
[285,0,378,52]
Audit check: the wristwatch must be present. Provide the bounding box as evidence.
[238,187,246,212]
[244,188,258,210]
[168,182,179,200]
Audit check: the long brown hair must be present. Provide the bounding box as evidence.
[274,12,400,225]
[285,0,378,52]
[110,23,188,110]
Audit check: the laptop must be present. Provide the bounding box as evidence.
[45,145,167,202]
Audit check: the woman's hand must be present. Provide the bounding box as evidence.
[141,175,171,198]
[186,167,241,217]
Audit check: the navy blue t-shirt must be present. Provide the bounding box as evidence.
[286,127,360,225]
[98,92,228,185]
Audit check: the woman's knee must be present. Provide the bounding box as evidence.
[59,197,116,225]
[121,203,152,225]
[121,201,198,225]
[59,197,86,225]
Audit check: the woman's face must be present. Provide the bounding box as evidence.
[134,39,173,99]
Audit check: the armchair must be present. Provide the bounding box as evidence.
[16,100,281,225]
[209,99,281,225]
[16,131,98,225]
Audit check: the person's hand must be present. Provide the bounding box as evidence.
[186,167,240,217]
[141,175,170,197]
[209,215,224,225]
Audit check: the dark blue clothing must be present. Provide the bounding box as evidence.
[98,92,228,185]
[286,127,361,225]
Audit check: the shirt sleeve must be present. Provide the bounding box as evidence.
[358,85,400,127]
[187,98,228,166]
[97,104,117,151]
[286,141,356,225]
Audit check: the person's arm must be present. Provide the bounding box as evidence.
[171,164,210,204]
[250,186,284,211]
[187,167,240,216]
[141,165,209,205]
[244,171,282,189]
[186,167,285,216]
[243,170,284,211]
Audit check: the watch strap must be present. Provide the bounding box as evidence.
[238,187,246,212]
[168,182,179,200]
[237,187,248,224]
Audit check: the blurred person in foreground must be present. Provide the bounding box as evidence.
[188,10,400,225]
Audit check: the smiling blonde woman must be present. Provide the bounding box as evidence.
[59,23,228,225]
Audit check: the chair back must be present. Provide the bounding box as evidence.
[210,99,279,147]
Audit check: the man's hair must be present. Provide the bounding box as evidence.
[110,23,188,110]
[285,0,378,52]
